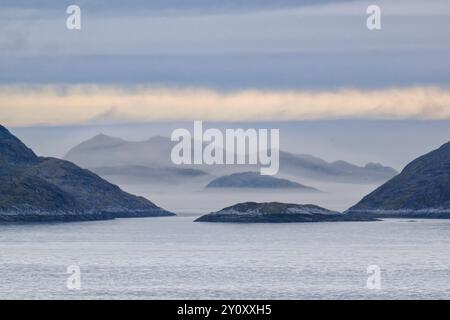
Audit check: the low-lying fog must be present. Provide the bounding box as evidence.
[119,180,380,215]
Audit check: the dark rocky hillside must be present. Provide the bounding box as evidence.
[0,125,174,222]
[346,141,450,218]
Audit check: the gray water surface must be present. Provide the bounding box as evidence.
[0,217,449,299]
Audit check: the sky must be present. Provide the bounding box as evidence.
[0,0,450,125]
[1,0,449,168]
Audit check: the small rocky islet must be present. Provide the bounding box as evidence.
[195,202,377,223]
[205,171,319,191]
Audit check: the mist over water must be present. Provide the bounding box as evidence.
[120,181,379,214]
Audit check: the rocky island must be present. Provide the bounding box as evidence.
[205,171,319,191]
[0,125,175,222]
[346,141,450,218]
[195,202,377,223]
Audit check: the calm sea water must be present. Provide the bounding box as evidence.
[0,216,449,299]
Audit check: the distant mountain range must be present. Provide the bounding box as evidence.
[65,134,174,168]
[346,141,450,218]
[206,171,319,191]
[0,125,174,222]
[92,165,209,185]
[279,151,397,183]
[65,134,398,184]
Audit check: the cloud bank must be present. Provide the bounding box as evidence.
[0,0,354,15]
[1,85,449,126]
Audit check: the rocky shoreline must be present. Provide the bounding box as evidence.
[0,208,175,223]
[344,209,450,219]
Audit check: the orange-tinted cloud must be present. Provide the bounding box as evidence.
[1,85,450,126]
